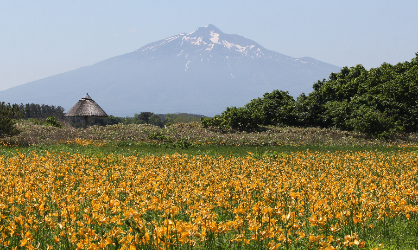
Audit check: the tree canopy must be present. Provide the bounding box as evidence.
[0,102,23,138]
[202,53,418,138]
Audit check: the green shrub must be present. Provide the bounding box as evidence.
[45,116,62,128]
[202,90,297,131]
[27,118,44,125]
[202,107,261,131]
[346,105,404,139]
[148,131,171,141]
[245,89,296,126]
[0,102,23,138]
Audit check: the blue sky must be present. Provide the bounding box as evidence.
[1,0,417,91]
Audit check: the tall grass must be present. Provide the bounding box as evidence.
[8,121,418,147]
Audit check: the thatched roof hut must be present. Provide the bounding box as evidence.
[65,93,108,127]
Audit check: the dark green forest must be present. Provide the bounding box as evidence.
[202,53,418,138]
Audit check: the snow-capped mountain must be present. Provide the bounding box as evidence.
[138,24,316,68]
[0,24,340,116]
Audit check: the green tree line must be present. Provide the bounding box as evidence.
[1,103,65,137]
[0,101,205,136]
[202,53,418,138]
[69,112,205,128]
[19,103,65,120]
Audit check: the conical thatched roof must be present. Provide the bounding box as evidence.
[65,93,108,117]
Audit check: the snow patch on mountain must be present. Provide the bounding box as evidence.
[222,40,233,49]
[191,37,205,45]
[187,29,198,35]
[142,35,182,52]
[221,40,257,56]
[185,60,190,71]
[235,45,247,54]
[166,35,181,42]
[210,31,220,44]
[206,44,214,51]
[181,36,207,46]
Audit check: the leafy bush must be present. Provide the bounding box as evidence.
[346,105,404,139]
[202,107,261,131]
[27,118,44,125]
[0,102,23,138]
[202,90,295,131]
[148,131,171,141]
[245,89,296,126]
[45,116,62,128]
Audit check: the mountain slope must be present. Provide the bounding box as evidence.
[0,24,340,116]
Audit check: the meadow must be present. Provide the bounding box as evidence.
[0,121,418,249]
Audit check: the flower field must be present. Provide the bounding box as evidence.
[1,148,417,249]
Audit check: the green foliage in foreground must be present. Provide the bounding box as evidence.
[203,53,418,139]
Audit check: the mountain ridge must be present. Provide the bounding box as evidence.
[0,25,340,116]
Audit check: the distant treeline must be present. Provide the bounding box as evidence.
[1,102,205,129]
[18,103,65,120]
[203,53,418,138]
[64,112,205,128]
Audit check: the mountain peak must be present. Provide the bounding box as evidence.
[188,24,223,36]
[0,25,341,117]
[205,24,220,30]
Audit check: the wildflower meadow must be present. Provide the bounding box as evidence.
[1,122,418,249]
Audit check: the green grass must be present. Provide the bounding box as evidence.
[0,141,415,159]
